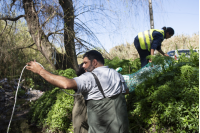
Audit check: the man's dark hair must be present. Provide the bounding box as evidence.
[83,50,104,64]
[76,63,85,76]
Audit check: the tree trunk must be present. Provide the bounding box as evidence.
[59,0,78,71]
[55,52,67,70]
[23,0,55,69]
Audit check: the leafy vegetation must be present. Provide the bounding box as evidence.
[27,49,199,133]
[13,88,26,97]
[28,69,76,132]
[105,57,141,74]
[126,50,199,132]
[0,20,54,92]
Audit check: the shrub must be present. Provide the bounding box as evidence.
[28,68,76,132]
[126,50,199,132]
[105,57,141,75]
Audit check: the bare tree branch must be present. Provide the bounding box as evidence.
[8,43,35,51]
[17,43,35,50]
[40,10,57,28]
[47,28,64,38]
[36,1,44,15]
[18,46,40,52]
[0,15,25,21]
[76,51,85,56]
[75,18,110,55]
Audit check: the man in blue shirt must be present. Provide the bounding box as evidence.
[134,27,175,68]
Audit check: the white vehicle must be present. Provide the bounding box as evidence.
[167,49,199,59]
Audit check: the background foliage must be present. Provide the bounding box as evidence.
[104,57,141,75]
[28,68,76,132]
[0,20,55,92]
[126,51,199,133]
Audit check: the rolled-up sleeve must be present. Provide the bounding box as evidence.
[73,73,90,94]
[151,31,164,50]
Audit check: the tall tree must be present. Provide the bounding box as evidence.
[0,0,58,69]
[58,0,78,70]
[0,0,160,71]
[0,0,81,70]
[23,0,56,69]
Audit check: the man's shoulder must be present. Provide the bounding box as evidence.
[93,66,109,72]
[95,66,123,78]
[94,66,118,73]
[74,72,92,80]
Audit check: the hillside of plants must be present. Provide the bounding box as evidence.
[0,20,199,133]
[26,51,199,133]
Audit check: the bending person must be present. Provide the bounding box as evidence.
[134,26,175,68]
[26,50,129,133]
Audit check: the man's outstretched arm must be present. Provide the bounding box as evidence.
[26,61,77,90]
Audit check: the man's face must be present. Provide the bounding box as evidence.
[83,57,95,72]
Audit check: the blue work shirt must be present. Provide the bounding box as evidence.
[151,31,165,50]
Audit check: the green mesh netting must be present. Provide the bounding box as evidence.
[116,63,168,93]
